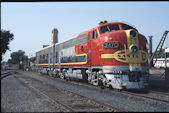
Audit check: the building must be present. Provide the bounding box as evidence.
[154,48,169,68]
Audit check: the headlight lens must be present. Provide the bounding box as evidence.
[130,30,136,38]
[131,46,138,53]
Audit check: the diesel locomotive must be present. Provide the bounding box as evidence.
[35,21,149,90]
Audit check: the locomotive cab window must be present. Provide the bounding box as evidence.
[100,24,120,33]
[122,24,138,32]
[93,30,98,39]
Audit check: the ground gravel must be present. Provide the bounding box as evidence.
[17,71,169,112]
[1,75,65,112]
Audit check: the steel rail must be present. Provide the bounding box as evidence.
[61,78,169,105]
[53,74,169,105]
[149,90,169,97]
[15,71,124,112]
[17,71,169,110]
[13,75,74,112]
[1,71,13,79]
[46,73,169,105]
[121,90,169,104]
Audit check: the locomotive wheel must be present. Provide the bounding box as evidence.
[55,72,60,78]
[48,70,52,77]
[60,75,65,80]
[91,72,98,86]
[65,77,70,82]
[118,89,122,92]
[38,70,41,74]
[88,77,92,84]
[98,80,104,89]
[91,80,94,85]
[81,69,88,82]
[60,73,65,80]
[109,85,114,90]
[115,89,122,92]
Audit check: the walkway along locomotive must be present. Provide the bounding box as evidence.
[35,21,149,90]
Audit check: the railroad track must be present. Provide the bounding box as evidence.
[27,71,169,104]
[1,70,17,79]
[149,90,169,97]
[69,80,169,104]
[64,79,169,104]
[13,72,123,112]
[13,75,73,112]
[121,90,169,104]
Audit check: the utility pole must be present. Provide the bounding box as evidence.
[165,67,169,89]
[0,2,1,29]
[0,2,1,28]
[164,48,167,68]
[148,36,153,68]
[0,2,1,76]
[165,48,169,89]
[51,28,58,77]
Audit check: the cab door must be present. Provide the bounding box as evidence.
[88,29,99,66]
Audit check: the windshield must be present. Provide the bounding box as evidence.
[100,24,120,33]
[122,24,138,32]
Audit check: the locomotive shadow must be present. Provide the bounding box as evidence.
[124,89,149,94]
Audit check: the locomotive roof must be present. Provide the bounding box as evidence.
[36,35,78,54]
[78,21,137,36]
[36,21,137,54]
[36,44,53,53]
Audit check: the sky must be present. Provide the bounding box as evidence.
[1,2,169,62]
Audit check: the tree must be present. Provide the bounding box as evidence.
[8,50,28,65]
[1,29,14,54]
[1,29,14,62]
[7,59,12,66]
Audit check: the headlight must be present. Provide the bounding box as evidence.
[131,45,138,53]
[130,30,136,38]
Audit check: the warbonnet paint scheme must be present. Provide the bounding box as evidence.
[35,21,149,90]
